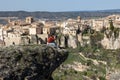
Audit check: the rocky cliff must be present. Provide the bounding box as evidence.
[0,45,68,80]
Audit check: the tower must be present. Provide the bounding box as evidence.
[77,16,81,23]
[26,17,34,24]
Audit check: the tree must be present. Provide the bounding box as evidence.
[109,20,114,31]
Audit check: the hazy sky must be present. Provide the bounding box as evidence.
[0,0,120,11]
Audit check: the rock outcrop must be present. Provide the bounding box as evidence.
[101,32,120,49]
[0,45,68,80]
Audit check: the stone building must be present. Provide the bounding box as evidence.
[106,15,120,28]
[63,26,77,36]
[43,26,60,34]
[29,27,43,35]
[92,19,105,31]
[4,32,21,46]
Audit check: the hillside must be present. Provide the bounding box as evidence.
[0,9,120,19]
[52,30,120,80]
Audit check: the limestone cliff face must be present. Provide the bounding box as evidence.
[0,45,68,80]
[101,32,120,49]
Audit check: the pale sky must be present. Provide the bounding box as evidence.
[0,0,120,11]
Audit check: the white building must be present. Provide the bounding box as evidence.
[29,27,37,35]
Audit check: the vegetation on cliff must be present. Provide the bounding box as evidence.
[0,45,68,80]
[52,30,120,80]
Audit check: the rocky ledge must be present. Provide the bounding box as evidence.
[0,45,68,80]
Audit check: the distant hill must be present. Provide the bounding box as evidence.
[0,9,120,20]
[97,9,120,12]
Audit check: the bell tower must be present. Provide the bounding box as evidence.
[26,17,34,24]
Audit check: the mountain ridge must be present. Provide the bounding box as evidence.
[0,9,120,20]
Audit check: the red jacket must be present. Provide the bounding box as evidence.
[47,36,55,43]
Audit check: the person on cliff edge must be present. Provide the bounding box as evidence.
[47,33,56,48]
